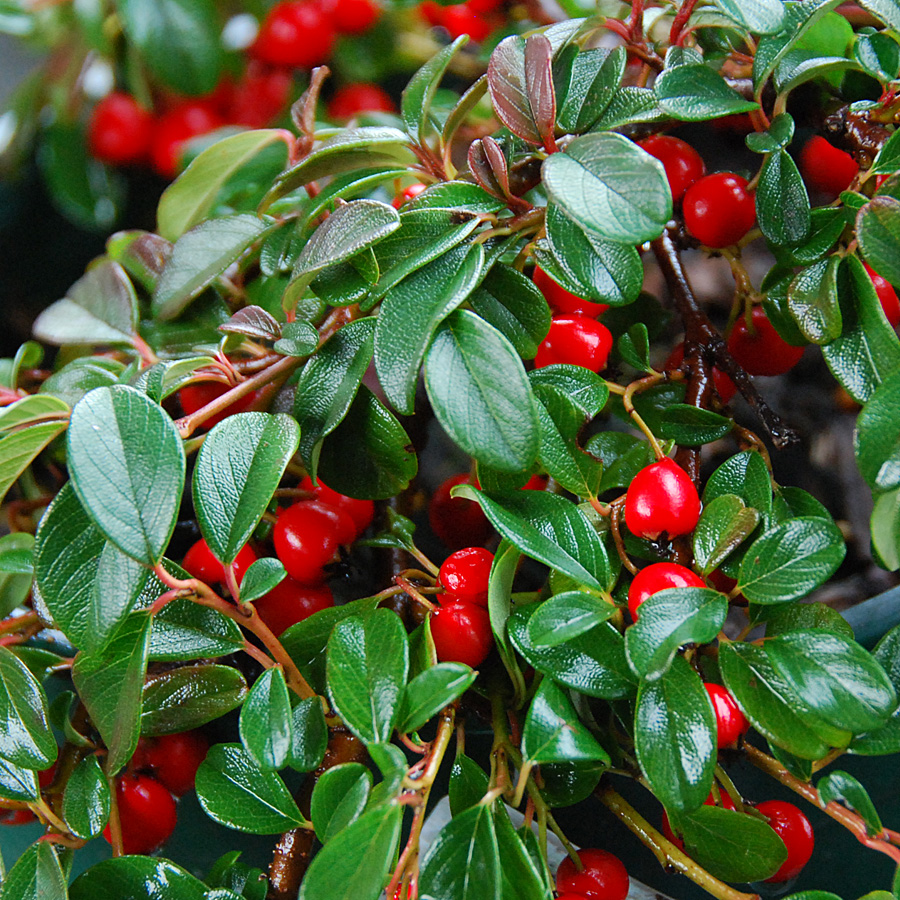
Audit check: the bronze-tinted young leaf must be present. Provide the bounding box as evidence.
[467,140,508,203]
[106,231,173,293]
[488,35,542,145]
[524,34,556,148]
[219,306,282,342]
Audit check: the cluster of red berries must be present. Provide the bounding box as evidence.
[419,0,504,43]
[430,546,495,667]
[555,848,630,900]
[102,730,208,855]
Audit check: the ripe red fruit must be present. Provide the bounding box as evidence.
[522,473,548,490]
[179,381,259,429]
[429,473,493,550]
[726,306,804,377]
[299,475,375,538]
[704,683,749,748]
[625,458,701,541]
[327,83,395,121]
[103,775,177,855]
[755,800,815,882]
[134,732,209,796]
[799,135,858,197]
[273,500,347,584]
[149,101,225,179]
[533,266,609,318]
[863,261,900,327]
[556,848,630,900]
[250,1,336,68]
[430,601,493,667]
[666,342,737,403]
[182,538,258,588]
[662,789,736,847]
[627,562,705,621]
[639,134,706,202]
[254,577,334,635]
[438,547,494,607]
[87,93,155,166]
[433,3,496,41]
[683,172,756,248]
[392,182,427,208]
[534,315,613,371]
[320,0,380,33]
[229,64,293,128]
[1,809,36,825]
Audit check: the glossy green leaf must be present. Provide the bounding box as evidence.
[403,36,468,143]
[0,395,68,434]
[0,645,55,771]
[0,752,38,803]
[856,368,900,493]
[0,421,67,507]
[326,609,408,744]
[508,604,635,699]
[859,0,900,31]
[152,215,270,320]
[288,697,328,772]
[63,755,110,839]
[626,587,727,681]
[542,133,671,244]
[239,668,292,771]
[399,663,476,734]
[0,534,33,620]
[656,64,759,121]
[311,762,372,843]
[818,770,882,835]
[297,803,402,900]
[692,494,761,575]
[0,842,67,900]
[764,601,854,640]
[148,597,244,661]
[73,612,151,774]
[486,541,526,705]
[634,654,716,813]
[704,450,772,514]
[141,664,247,735]
[757,148,811,247]
[449,754,490,816]
[872,487,900,572]
[196,743,305,833]
[528,364,609,419]
[159,130,289,240]
[586,431,655,494]
[239,558,286,606]
[193,413,299,566]
[273,321,319,357]
[556,46,625,134]
[658,404,732,446]
[712,0,784,33]
[738,516,845,603]
[493,807,550,900]
[69,856,207,900]
[527,591,617,648]
[375,241,484,415]
[367,742,408,807]
[788,256,842,344]
[67,385,184,565]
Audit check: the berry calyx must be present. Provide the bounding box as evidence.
[755,800,815,883]
[438,547,494,607]
[726,306,804,376]
[627,561,706,621]
[430,601,493,668]
[429,473,493,550]
[273,500,347,584]
[182,538,258,588]
[638,134,706,202]
[863,261,900,327]
[625,458,701,541]
[534,314,613,372]
[555,848,630,900]
[133,731,209,796]
[149,101,225,179]
[683,172,756,248]
[666,342,737,403]
[533,266,609,318]
[299,475,375,538]
[704,683,749,748]
[178,380,259,429]
[327,83,396,121]
[250,1,336,68]
[87,93,155,166]
[799,135,858,197]
[103,775,177,855]
[253,578,335,635]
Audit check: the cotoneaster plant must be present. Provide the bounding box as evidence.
[1,3,900,900]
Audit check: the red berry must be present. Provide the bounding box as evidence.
[87,93,155,166]
[299,475,375,538]
[134,732,209,796]
[625,458,701,541]
[254,577,334,635]
[38,762,57,789]
[149,101,225,179]
[683,172,756,248]
[726,306,804,377]
[755,800,815,883]
[438,547,494,607]
[178,380,259,429]
[229,64,293,128]
[704,683,749,748]
[799,135,858,197]
[662,789,735,847]
[430,601,493,667]
[1,809,36,825]
[627,561,705,621]
[320,0,380,33]
[638,134,705,202]
[182,538,258,588]
[273,500,346,584]
[533,266,609,318]
[103,775,177,855]
[251,1,336,68]
[863,261,900,327]
[434,3,496,41]
[327,83,395,121]
[555,848,630,900]
[534,315,613,371]
[522,473,548,490]
[665,342,737,403]
[392,183,427,208]
[429,473,493,550]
